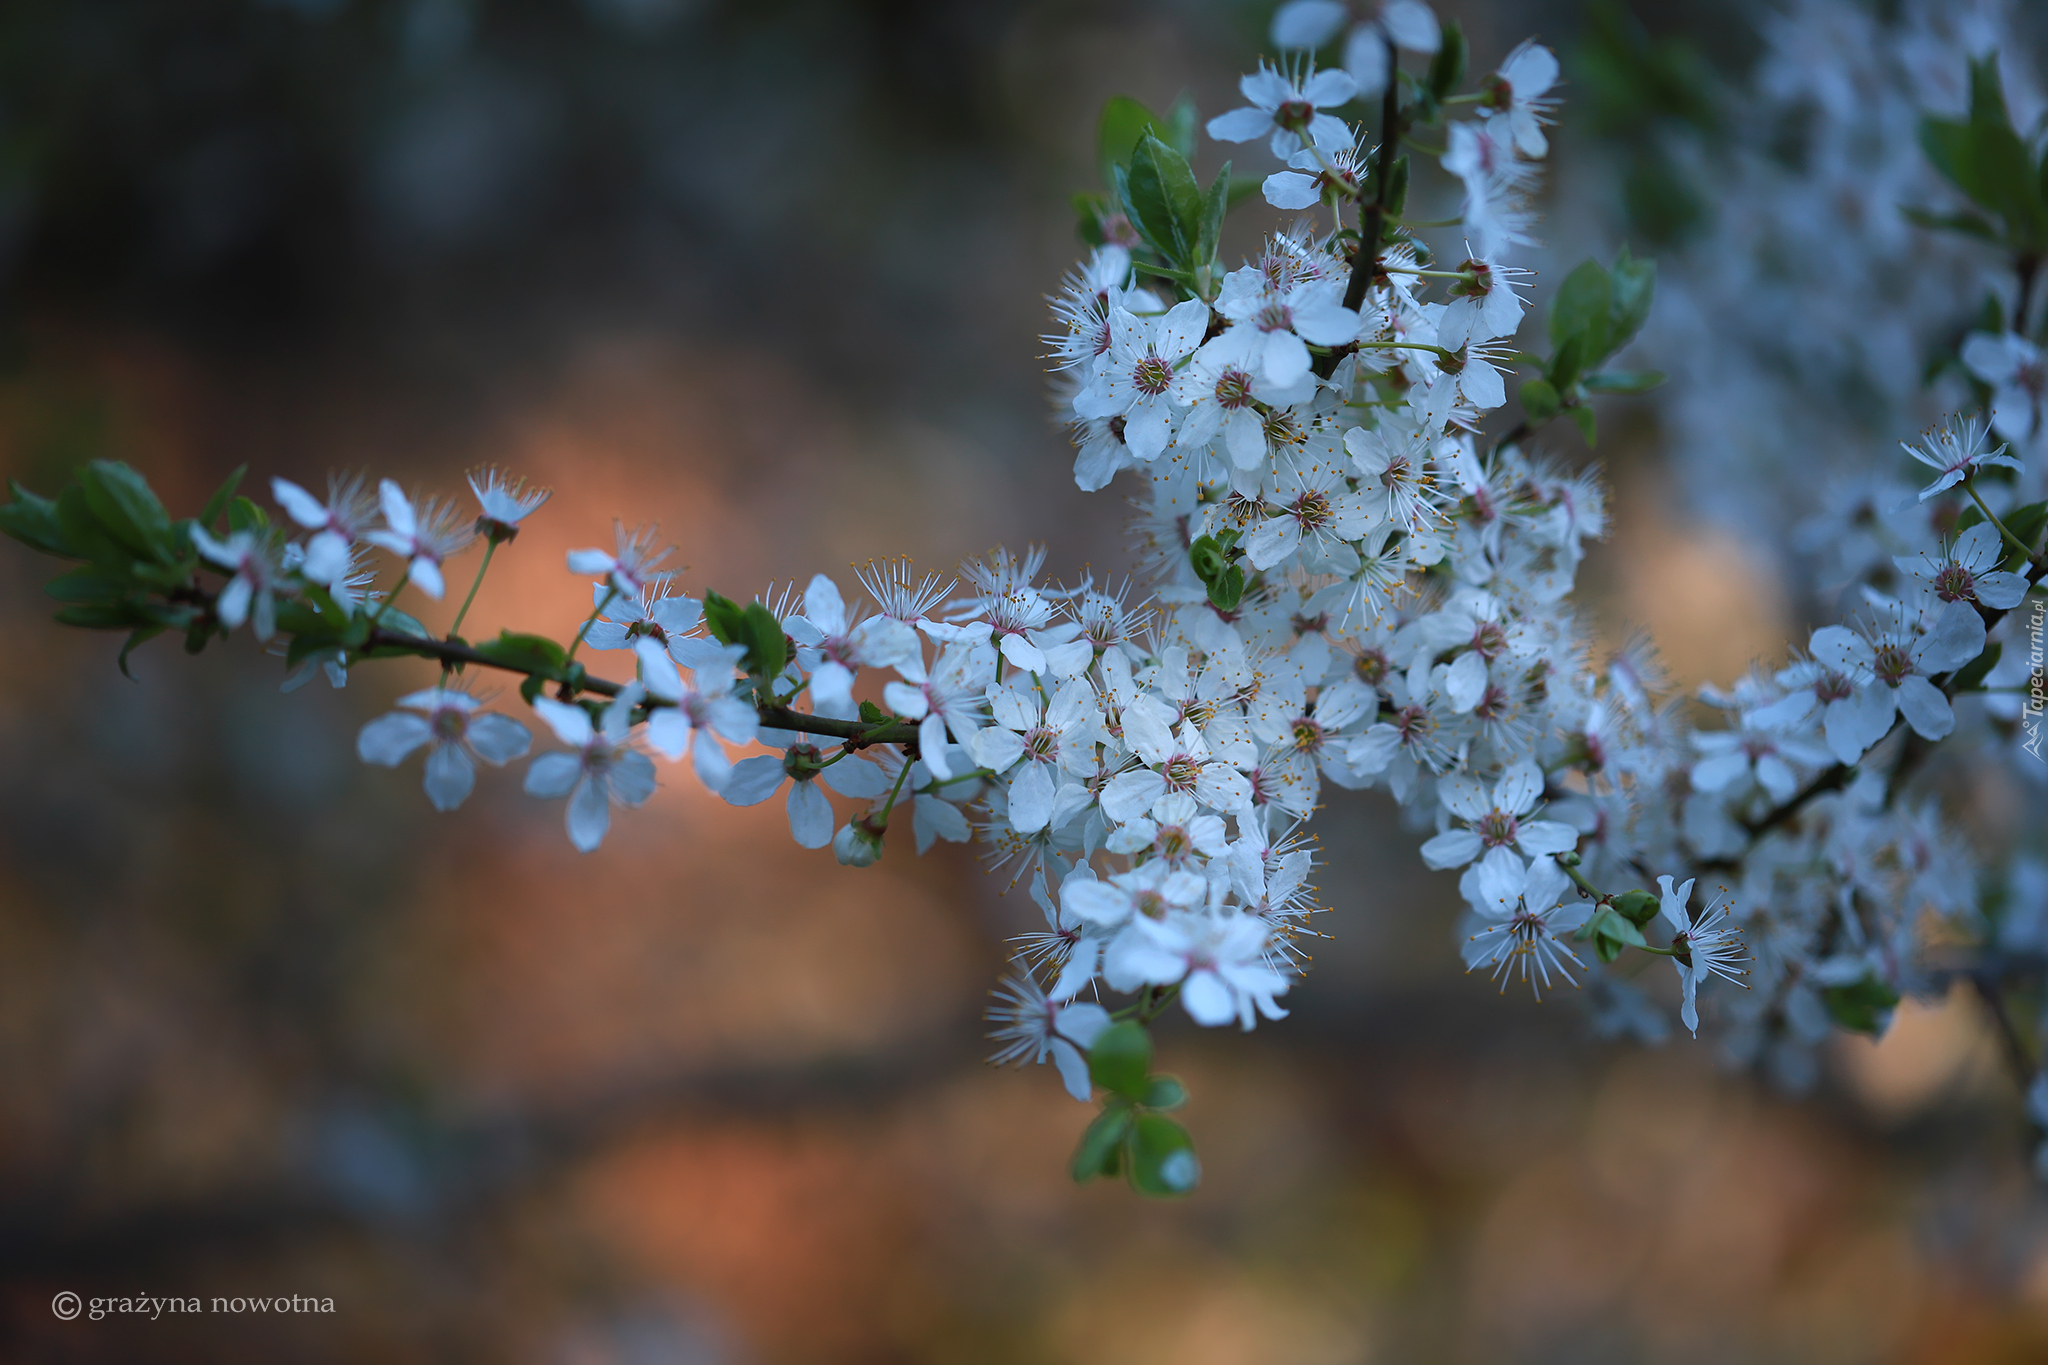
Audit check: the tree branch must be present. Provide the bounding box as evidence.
[1342,38,1403,318]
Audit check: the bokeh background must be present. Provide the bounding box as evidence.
[1,0,2046,1361]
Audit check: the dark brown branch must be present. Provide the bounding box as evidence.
[1341,37,1403,317]
[361,627,925,749]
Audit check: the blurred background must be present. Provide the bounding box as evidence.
[1,0,2047,1360]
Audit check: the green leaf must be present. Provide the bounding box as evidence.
[702,591,746,645]
[44,566,137,603]
[198,464,247,531]
[1919,66,2048,249]
[226,495,268,535]
[1381,154,1410,224]
[1547,332,1589,393]
[1428,21,1468,103]
[1968,53,2011,131]
[0,481,74,556]
[1569,403,1598,448]
[1069,1104,1132,1183]
[1086,1021,1152,1100]
[1207,565,1245,613]
[1195,162,1231,266]
[1581,906,1647,963]
[2001,500,2047,566]
[1950,641,2002,693]
[116,626,163,679]
[1128,1114,1199,1197]
[1124,133,1201,265]
[1096,96,1163,193]
[78,461,174,562]
[741,600,789,677]
[1613,889,1660,926]
[1138,1075,1187,1110]
[858,699,890,725]
[55,485,131,564]
[1072,192,1108,246]
[1608,246,1656,353]
[55,600,149,630]
[363,605,429,644]
[474,631,569,679]
[1163,95,1198,164]
[1581,369,1667,395]
[1822,975,1900,1036]
[1518,378,1561,421]
[1902,205,2001,242]
[1549,259,1614,355]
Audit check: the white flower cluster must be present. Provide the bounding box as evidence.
[1573,0,2048,1095]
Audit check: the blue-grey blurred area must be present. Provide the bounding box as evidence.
[1,1,2046,1362]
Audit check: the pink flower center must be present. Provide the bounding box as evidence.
[1214,368,1256,409]
[1133,355,1174,395]
[1932,562,1976,602]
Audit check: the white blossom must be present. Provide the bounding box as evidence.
[357,687,531,810]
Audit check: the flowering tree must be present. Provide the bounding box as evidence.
[4,0,2044,1196]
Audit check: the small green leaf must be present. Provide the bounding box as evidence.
[1163,94,1198,164]
[1580,906,1647,965]
[1069,1104,1133,1183]
[55,600,149,630]
[1207,565,1245,613]
[1569,403,1598,447]
[1608,246,1656,353]
[1547,333,1588,392]
[1428,21,1468,103]
[1138,1075,1187,1110]
[1822,975,1900,1036]
[1086,1021,1152,1099]
[1581,369,1667,395]
[702,591,746,645]
[365,605,430,643]
[1381,154,1410,223]
[1072,192,1109,246]
[226,495,268,535]
[1096,96,1163,193]
[1613,889,1660,926]
[2000,500,2047,566]
[1195,162,1231,266]
[198,464,247,531]
[43,566,136,603]
[1902,205,2001,242]
[1519,378,1561,421]
[56,485,130,564]
[741,600,789,677]
[1128,1114,1199,1197]
[474,631,570,679]
[1549,259,1614,355]
[78,460,174,561]
[1125,132,1201,265]
[858,699,890,725]
[117,625,163,679]
[0,481,74,556]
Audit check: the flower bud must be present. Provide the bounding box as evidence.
[1614,888,1660,926]
[833,816,885,867]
